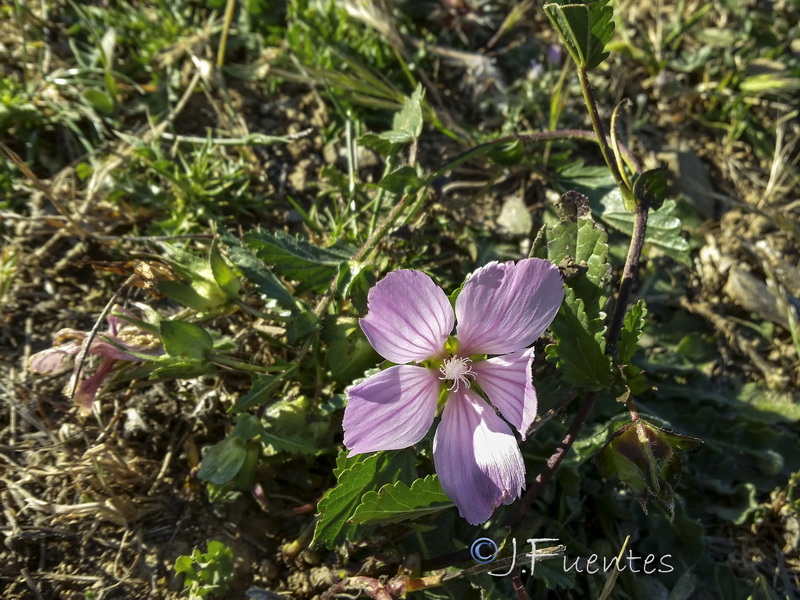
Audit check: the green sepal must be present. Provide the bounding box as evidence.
[595,419,702,519]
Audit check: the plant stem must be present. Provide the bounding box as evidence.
[504,202,649,527]
[503,390,599,526]
[577,66,631,197]
[606,203,648,356]
[217,0,237,68]
[210,355,285,373]
[314,190,415,318]
[437,128,642,179]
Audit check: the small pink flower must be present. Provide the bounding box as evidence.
[343,258,564,524]
[29,305,162,412]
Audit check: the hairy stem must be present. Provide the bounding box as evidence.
[607,203,649,356]
[504,202,649,527]
[439,129,642,178]
[577,67,631,197]
[503,390,599,526]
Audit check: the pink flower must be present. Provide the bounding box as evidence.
[29,305,162,412]
[343,258,564,524]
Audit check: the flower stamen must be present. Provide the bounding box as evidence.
[439,356,475,392]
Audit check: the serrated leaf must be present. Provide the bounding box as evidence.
[216,226,296,309]
[349,475,452,526]
[313,450,416,549]
[231,413,263,441]
[597,189,691,265]
[391,84,424,140]
[262,431,319,455]
[618,299,647,364]
[286,310,318,344]
[545,216,611,313]
[536,196,613,390]
[546,287,613,389]
[359,86,425,151]
[244,230,355,293]
[322,315,380,384]
[544,0,615,69]
[160,320,213,360]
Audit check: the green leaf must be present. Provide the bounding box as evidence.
[390,84,424,141]
[216,226,296,309]
[154,243,231,312]
[313,450,416,549]
[157,242,213,283]
[546,287,613,390]
[82,88,115,116]
[544,0,615,70]
[618,299,647,365]
[359,132,399,156]
[197,435,248,485]
[160,320,213,360]
[150,360,212,379]
[321,315,380,384]
[156,280,222,312]
[362,86,425,150]
[378,166,424,195]
[230,375,278,413]
[597,189,691,265]
[546,215,611,313]
[244,230,355,293]
[231,413,263,441]
[261,396,322,455]
[536,193,613,390]
[349,475,452,526]
[209,238,241,299]
[286,310,318,344]
[632,167,668,210]
[173,555,196,578]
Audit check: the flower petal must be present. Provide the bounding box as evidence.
[360,270,454,364]
[433,388,525,525]
[71,358,117,413]
[28,341,81,374]
[471,349,537,440]
[90,337,152,362]
[455,258,564,356]
[344,365,440,455]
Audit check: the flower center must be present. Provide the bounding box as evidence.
[439,356,475,392]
